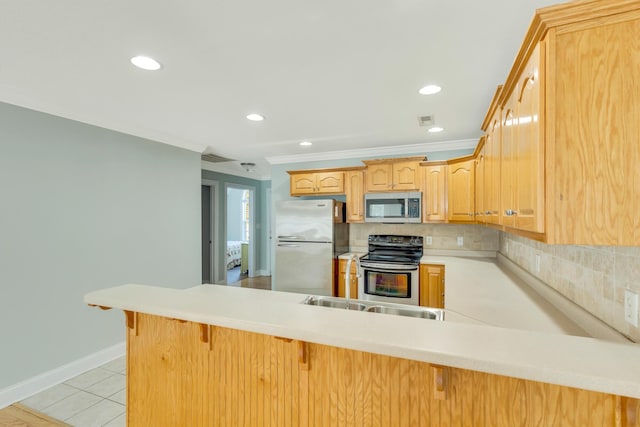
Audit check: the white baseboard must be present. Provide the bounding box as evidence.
[0,341,125,409]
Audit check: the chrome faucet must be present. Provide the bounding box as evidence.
[344,253,361,309]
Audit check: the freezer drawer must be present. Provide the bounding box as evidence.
[274,241,333,296]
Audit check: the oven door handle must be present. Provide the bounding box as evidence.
[361,264,419,272]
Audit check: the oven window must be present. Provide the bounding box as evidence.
[364,269,411,298]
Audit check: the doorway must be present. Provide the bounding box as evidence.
[201,179,219,284]
[225,184,255,284]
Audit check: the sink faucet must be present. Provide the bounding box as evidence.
[344,253,361,308]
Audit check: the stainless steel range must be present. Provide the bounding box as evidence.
[357,235,423,306]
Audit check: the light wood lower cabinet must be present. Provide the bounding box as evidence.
[336,258,358,298]
[419,264,445,308]
[126,313,640,426]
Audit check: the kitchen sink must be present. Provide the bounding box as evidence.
[302,296,367,311]
[301,295,444,320]
[364,305,442,320]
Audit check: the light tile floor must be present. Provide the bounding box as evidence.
[20,356,126,427]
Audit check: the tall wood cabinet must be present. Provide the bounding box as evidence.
[420,163,447,222]
[344,169,365,223]
[481,91,502,226]
[500,43,544,234]
[447,159,475,223]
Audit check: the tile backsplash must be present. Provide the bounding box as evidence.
[499,231,640,342]
[349,223,499,252]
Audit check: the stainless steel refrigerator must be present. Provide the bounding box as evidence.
[274,199,349,296]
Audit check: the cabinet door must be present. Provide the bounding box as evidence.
[475,150,485,223]
[315,172,344,194]
[290,173,318,195]
[392,160,420,191]
[447,160,475,222]
[419,264,445,308]
[337,259,358,298]
[501,100,517,229]
[345,170,364,223]
[484,115,501,225]
[365,163,393,192]
[515,44,544,233]
[422,165,447,222]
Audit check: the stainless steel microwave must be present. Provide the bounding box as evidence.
[363,192,422,223]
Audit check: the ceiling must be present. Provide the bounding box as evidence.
[0,0,560,179]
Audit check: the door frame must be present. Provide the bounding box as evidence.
[202,179,219,284]
[225,183,256,283]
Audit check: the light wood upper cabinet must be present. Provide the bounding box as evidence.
[345,169,365,223]
[288,170,344,196]
[421,163,447,222]
[500,44,545,233]
[475,142,485,223]
[447,159,475,223]
[363,157,423,192]
[483,108,502,225]
[419,264,444,308]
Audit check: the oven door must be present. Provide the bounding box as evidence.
[358,262,419,306]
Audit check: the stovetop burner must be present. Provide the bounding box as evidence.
[361,235,423,265]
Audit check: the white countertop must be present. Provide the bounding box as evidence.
[85,279,640,399]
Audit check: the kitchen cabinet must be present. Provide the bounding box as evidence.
[121,312,635,427]
[500,44,544,233]
[336,258,358,298]
[484,0,640,244]
[474,140,486,223]
[344,169,365,223]
[420,162,447,222]
[481,91,502,226]
[447,158,475,223]
[288,169,344,196]
[362,157,423,192]
[419,264,444,308]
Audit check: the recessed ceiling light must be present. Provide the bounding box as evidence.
[246,113,265,121]
[428,126,444,133]
[130,55,162,71]
[419,85,442,95]
[299,141,312,146]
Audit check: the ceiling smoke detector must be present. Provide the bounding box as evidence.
[240,162,256,172]
[418,115,435,127]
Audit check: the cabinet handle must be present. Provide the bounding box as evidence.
[505,209,518,216]
[468,213,474,216]
[485,210,491,215]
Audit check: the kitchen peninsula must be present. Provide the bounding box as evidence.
[85,282,640,426]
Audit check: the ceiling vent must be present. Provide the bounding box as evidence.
[418,115,435,127]
[201,153,235,163]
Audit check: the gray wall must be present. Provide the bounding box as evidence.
[0,102,201,388]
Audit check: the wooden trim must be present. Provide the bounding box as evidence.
[124,310,138,336]
[88,304,112,310]
[498,0,640,107]
[481,85,503,131]
[419,159,448,166]
[362,156,426,165]
[432,365,449,400]
[287,166,366,175]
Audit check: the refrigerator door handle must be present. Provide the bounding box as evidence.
[277,243,301,247]
[277,235,304,240]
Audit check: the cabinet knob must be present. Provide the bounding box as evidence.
[505,209,518,216]
[486,210,491,215]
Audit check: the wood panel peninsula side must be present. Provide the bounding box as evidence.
[86,284,640,427]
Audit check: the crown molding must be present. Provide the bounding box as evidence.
[266,139,478,165]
